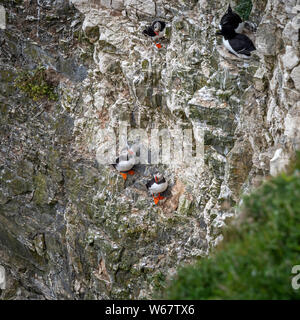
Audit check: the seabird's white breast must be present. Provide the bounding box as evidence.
[223,38,236,55]
[116,157,135,172]
[149,181,168,194]
[222,37,251,59]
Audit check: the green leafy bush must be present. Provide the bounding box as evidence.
[235,0,253,21]
[14,66,58,102]
[165,152,300,299]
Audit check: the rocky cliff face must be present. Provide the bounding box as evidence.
[0,0,299,299]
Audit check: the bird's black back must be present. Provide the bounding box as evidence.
[143,26,156,37]
[229,33,256,54]
[146,177,155,189]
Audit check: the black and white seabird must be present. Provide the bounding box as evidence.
[146,173,168,205]
[220,4,244,33]
[143,20,166,49]
[217,24,256,59]
[143,20,166,37]
[111,147,136,180]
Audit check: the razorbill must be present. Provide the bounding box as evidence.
[217,24,256,59]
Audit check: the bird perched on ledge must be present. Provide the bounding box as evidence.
[143,20,166,49]
[216,24,256,59]
[111,146,136,180]
[146,173,168,205]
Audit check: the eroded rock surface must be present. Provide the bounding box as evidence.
[0,0,299,299]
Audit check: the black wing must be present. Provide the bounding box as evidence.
[111,153,129,166]
[156,177,166,185]
[143,26,156,37]
[111,156,119,168]
[146,178,155,189]
[230,34,256,54]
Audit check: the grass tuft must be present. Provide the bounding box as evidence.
[235,0,253,21]
[14,66,58,102]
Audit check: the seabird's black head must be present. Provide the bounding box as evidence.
[220,4,243,32]
[153,21,162,32]
[146,173,165,189]
[216,24,236,39]
[152,20,166,32]
[143,20,166,38]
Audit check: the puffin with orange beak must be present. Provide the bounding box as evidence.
[146,173,168,205]
[143,20,166,49]
[111,146,136,180]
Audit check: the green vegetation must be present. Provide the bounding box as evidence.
[14,66,58,102]
[235,0,253,21]
[164,152,300,299]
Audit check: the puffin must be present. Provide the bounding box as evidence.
[111,147,135,180]
[143,20,166,49]
[216,24,256,59]
[146,173,168,205]
[219,4,244,33]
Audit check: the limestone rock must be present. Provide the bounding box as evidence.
[256,22,277,56]
[270,148,290,177]
[291,65,300,90]
[0,0,299,300]
[282,46,300,70]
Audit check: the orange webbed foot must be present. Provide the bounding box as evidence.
[120,173,127,180]
[153,195,160,205]
[155,43,162,49]
[128,170,135,175]
[158,194,164,200]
